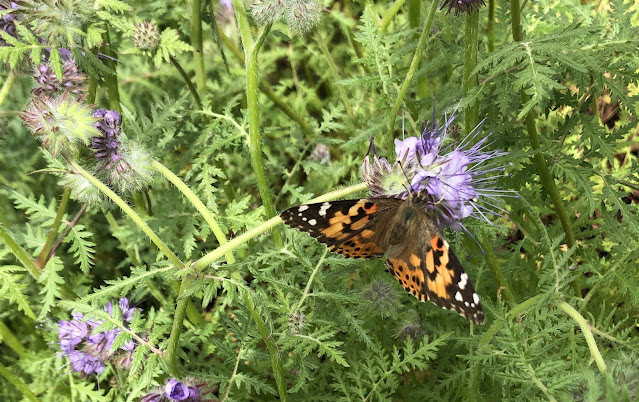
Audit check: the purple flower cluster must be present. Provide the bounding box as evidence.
[0,1,18,45]
[91,108,127,173]
[361,111,507,231]
[57,298,139,375]
[33,58,87,96]
[141,378,204,402]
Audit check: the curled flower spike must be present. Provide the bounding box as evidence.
[250,0,322,34]
[56,297,141,375]
[361,279,401,318]
[33,58,87,96]
[133,20,160,51]
[362,110,511,232]
[441,0,486,16]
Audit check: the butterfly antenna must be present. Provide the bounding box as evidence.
[365,137,377,157]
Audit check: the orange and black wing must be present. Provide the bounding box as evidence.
[280,199,400,259]
[386,235,484,324]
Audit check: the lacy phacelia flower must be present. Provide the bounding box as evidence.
[57,297,140,375]
[441,0,486,16]
[133,21,160,51]
[362,112,507,231]
[91,108,125,172]
[20,92,99,156]
[288,309,307,334]
[142,378,205,402]
[33,58,87,96]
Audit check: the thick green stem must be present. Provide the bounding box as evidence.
[509,0,577,295]
[557,301,606,373]
[191,0,207,99]
[387,0,439,152]
[0,319,27,358]
[163,276,192,377]
[316,33,353,116]
[0,69,16,109]
[0,362,39,402]
[216,27,312,135]
[0,225,77,300]
[101,27,121,112]
[463,10,480,135]
[234,0,282,246]
[487,0,495,52]
[37,188,71,269]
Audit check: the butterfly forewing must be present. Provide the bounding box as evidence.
[280,199,400,258]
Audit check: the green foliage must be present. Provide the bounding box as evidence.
[1,0,638,401]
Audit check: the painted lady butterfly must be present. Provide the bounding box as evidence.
[281,193,485,324]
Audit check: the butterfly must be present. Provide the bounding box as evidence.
[281,193,485,324]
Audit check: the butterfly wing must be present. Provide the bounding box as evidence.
[280,199,401,258]
[386,232,485,325]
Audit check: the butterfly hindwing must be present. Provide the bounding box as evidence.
[280,199,401,258]
[386,234,484,324]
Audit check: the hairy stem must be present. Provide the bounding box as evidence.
[387,0,439,152]
[45,204,87,263]
[0,320,27,358]
[380,0,406,32]
[479,232,516,304]
[234,0,282,246]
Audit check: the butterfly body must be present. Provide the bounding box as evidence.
[281,196,485,325]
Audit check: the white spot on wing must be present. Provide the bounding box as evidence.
[455,291,463,302]
[458,273,468,290]
[473,293,480,305]
[319,202,331,216]
[298,205,309,212]
[308,219,317,226]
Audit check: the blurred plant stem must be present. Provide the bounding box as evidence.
[0,69,16,109]
[509,0,578,296]
[101,27,121,112]
[387,0,438,153]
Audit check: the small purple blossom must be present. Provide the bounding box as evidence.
[56,297,140,375]
[0,1,19,45]
[33,58,87,96]
[91,108,128,173]
[362,110,509,231]
[165,379,191,400]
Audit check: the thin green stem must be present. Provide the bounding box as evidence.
[191,0,207,99]
[479,295,542,347]
[170,55,203,110]
[101,27,121,112]
[243,292,288,401]
[0,362,39,402]
[294,249,328,311]
[509,0,578,295]
[463,10,480,135]
[557,301,607,373]
[316,33,353,116]
[151,160,235,264]
[192,183,367,271]
[479,232,516,304]
[164,275,192,378]
[0,69,16,109]
[67,159,183,269]
[387,0,439,152]
[37,188,71,269]
[0,319,27,358]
